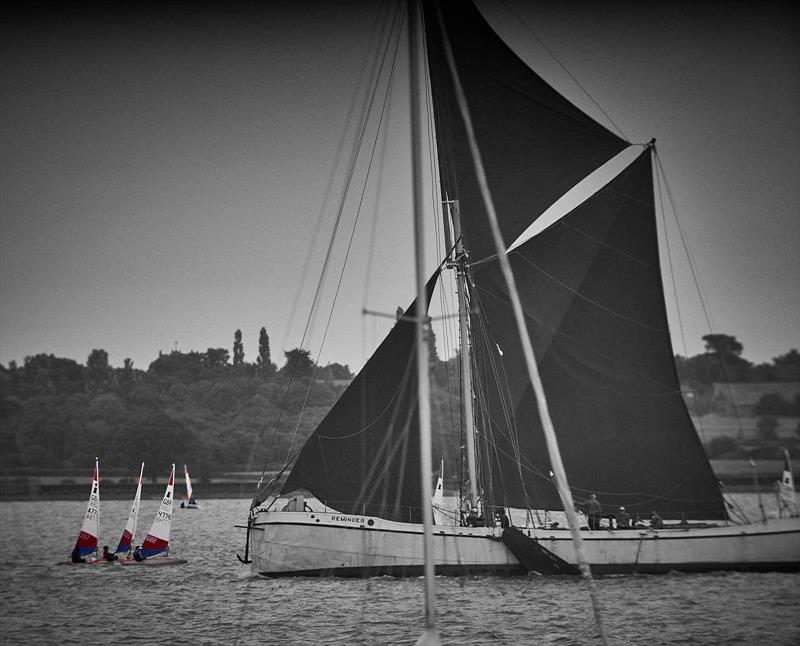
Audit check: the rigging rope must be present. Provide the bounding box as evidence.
[654,150,748,444]
[249,2,407,486]
[283,5,407,465]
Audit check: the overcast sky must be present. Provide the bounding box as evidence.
[1,0,798,373]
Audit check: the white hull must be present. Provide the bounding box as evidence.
[250,511,800,577]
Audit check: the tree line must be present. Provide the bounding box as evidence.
[676,334,800,416]
[1,331,797,479]
[0,325,456,480]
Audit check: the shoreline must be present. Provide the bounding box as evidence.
[1,459,794,502]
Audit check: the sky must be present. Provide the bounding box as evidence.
[1,0,798,373]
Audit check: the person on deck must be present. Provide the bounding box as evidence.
[467,507,482,527]
[133,545,145,562]
[650,510,664,529]
[585,494,602,530]
[617,506,631,528]
[496,509,510,528]
[102,545,117,561]
[70,547,86,563]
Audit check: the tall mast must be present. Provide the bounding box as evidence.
[446,200,479,509]
[408,0,439,644]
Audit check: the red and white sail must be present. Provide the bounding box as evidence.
[141,464,175,557]
[74,458,100,557]
[116,462,144,554]
[184,464,197,506]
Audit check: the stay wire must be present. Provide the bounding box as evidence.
[283,4,408,465]
[245,1,400,490]
[253,1,406,482]
[654,150,748,445]
[500,0,628,142]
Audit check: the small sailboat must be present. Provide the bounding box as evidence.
[115,462,144,557]
[120,463,187,566]
[68,458,99,564]
[181,464,199,509]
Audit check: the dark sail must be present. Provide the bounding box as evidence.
[281,272,440,523]
[471,150,726,520]
[423,0,629,263]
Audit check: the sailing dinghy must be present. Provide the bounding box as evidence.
[244,0,800,576]
[68,458,100,564]
[115,462,144,557]
[181,464,199,509]
[121,463,187,566]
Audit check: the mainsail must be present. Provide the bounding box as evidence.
[141,464,176,557]
[281,272,440,523]
[116,462,144,554]
[74,458,100,557]
[470,151,725,519]
[422,0,628,263]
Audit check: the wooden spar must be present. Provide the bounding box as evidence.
[409,0,439,644]
[448,199,479,509]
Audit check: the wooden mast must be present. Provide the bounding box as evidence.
[409,0,440,644]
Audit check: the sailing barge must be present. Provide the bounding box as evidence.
[244,0,800,576]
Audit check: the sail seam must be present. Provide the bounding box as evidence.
[555,220,660,270]
[513,253,668,334]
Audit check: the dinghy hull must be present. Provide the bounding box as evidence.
[250,511,800,577]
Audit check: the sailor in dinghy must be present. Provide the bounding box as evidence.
[67,458,100,565]
[120,464,187,567]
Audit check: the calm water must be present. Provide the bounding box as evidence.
[0,495,798,645]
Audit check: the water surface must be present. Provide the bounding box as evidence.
[0,496,797,645]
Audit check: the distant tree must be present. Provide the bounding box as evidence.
[756,416,779,441]
[257,327,273,375]
[282,348,314,379]
[773,349,800,382]
[148,351,205,380]
[124,411,199,472]
[680,334,752,384]
[87,349,112,390]
[704,436,739,459]
[320,362,353,381]
[205,348,230,369]
[87,348,109,370]
[233,329,244,367]
[119,358,135,386]
[702,334,743,357]
[754,393,794,416]
[751,362,776,382]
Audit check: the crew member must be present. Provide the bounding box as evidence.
[585,494,602,530]
[617,506,631,528]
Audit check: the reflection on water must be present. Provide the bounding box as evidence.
[0,495,798,645]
